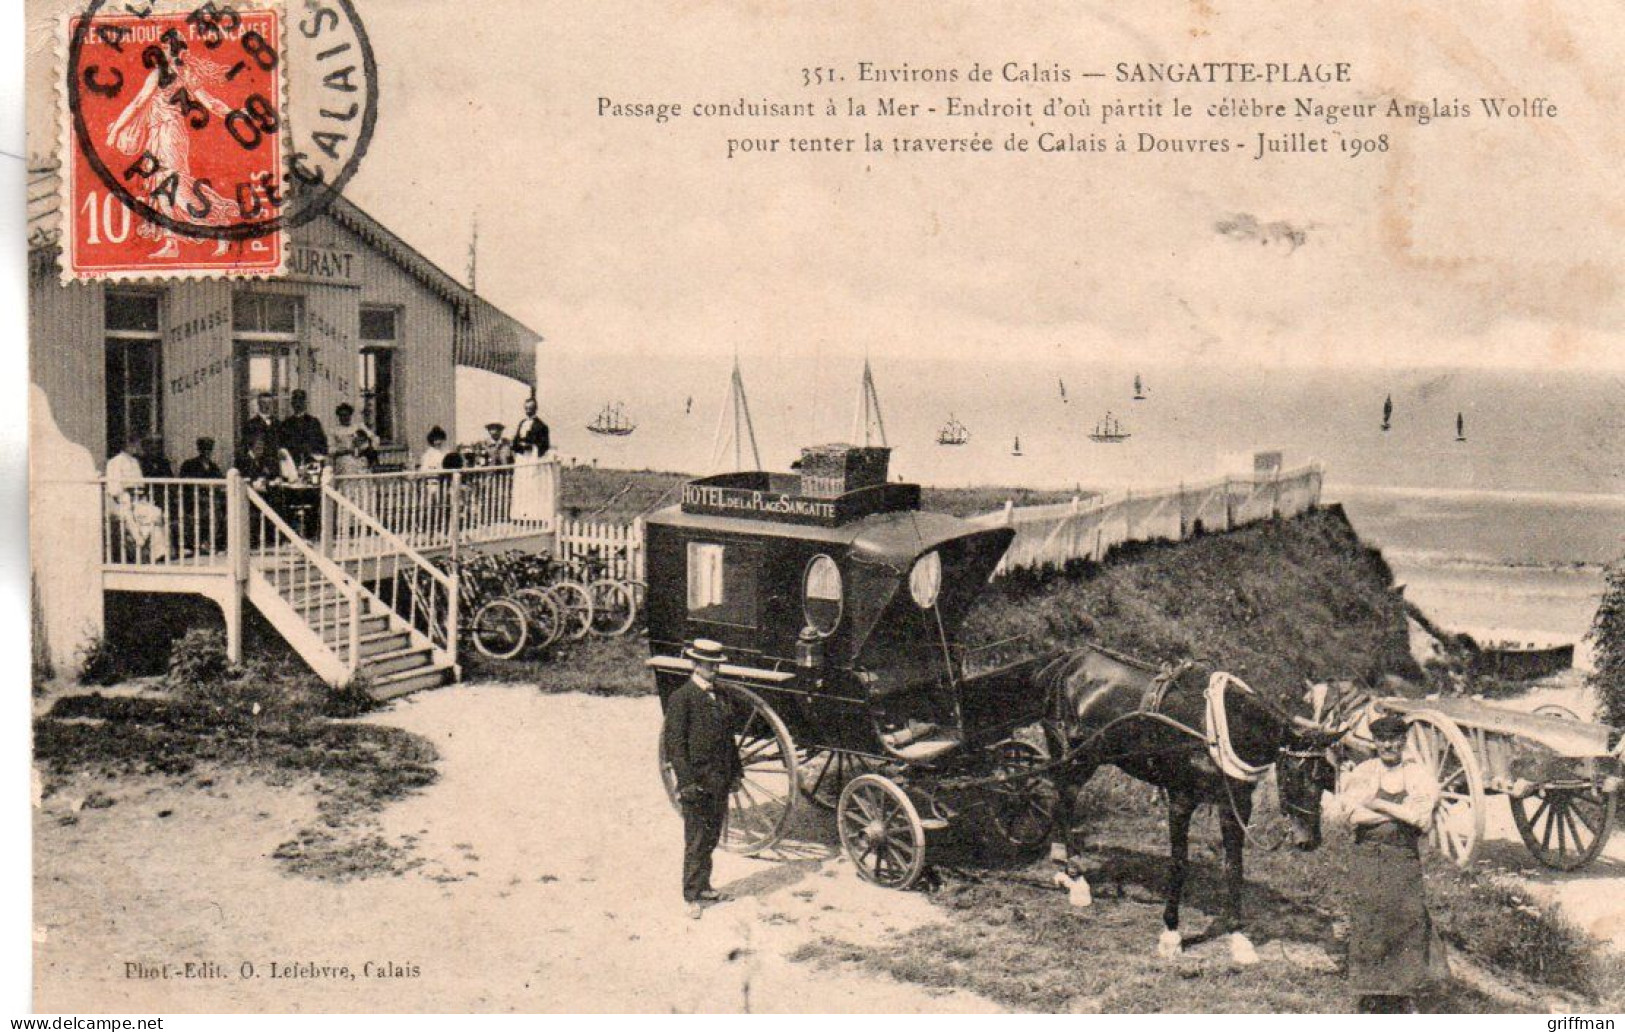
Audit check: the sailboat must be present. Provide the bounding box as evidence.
[1455,412,1466,442]
[1381,394,1393,431]
[1058,377,1069,404]
[1088,411,1131,443]
[1133,373,1146,400]
[685,395,693,415]
[936,414,969,446]
[587,401,637,436]
[1011,435,1024,457]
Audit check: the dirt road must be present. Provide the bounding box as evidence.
[34,684,998,1013]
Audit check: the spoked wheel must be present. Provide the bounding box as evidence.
[838,773,927,889]
[800,750,885,810]
[722,685,801,853]
[980,739,1059,854]
[1405,710,1485,867]
[511,587,563,649]
[659,684,800,855]
[1511,785,1616,871]
[470,598,528,660]
[586,579,637,637]
[547,582,594,641]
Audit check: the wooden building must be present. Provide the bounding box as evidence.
[28,164,549,694]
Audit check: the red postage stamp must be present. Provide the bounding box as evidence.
[63,2,286,279]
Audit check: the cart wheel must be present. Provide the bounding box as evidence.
[586,579,637,637]
[470,598,528,660]
[1533,703,1583,722]
[657,685,801,856]
[838,774,927,889]
[1511,786,1616,871]
[547,582,594,641]
[800,750,884,810]
[1405,710,1485,867]
[511,587,563,648]
[981,739,1058,854]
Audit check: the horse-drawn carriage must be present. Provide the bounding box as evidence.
[645,452,1060,888]
[1335,693,1623,871]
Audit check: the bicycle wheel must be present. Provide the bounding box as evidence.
[548,581,594,641]
[512,587,563,649]
[471,598,528,660]
[587,579,637,637]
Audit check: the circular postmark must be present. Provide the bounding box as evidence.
[66,0,378,241]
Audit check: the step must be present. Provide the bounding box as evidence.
[357,629,413,659]
[314,612,393,643]
[360,645,436,679]
[366,665,452,701]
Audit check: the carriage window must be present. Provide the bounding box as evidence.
[803,554,842,636]
[687,541,759,626]
[909,551,942,609]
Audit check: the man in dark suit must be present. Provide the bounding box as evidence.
[179,437,223,479]
[241,393,278,464]
[512,396,550,459]
[660,639,742,918]
[277,389,328,465]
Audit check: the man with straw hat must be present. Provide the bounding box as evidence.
[661,639,742,918]
[1335,712,1449,1012]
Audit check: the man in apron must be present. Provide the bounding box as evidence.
[1335,713,1450,1012]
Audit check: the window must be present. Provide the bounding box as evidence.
[233,293,301,433]
[802,554,843,636]
[359,305,399,443]
[686,541,759,627]
[104,292,162,456]
[233,294,299,334]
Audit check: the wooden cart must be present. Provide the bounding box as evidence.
[1343,696,1623,870]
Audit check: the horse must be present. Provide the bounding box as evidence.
[1036,644,1344,962]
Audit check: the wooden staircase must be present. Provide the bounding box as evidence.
[245,486,457,700]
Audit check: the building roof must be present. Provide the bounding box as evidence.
[27,162,540,387]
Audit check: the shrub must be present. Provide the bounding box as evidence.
[1587,560,1625,729]
[165,628,236,692]
[75,634,123,686]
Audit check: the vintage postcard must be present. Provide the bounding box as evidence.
[23,0,1625,1017]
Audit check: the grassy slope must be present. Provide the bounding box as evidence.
[965,504,1421,699]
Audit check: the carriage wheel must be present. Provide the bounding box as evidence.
[658,684,800,855]
[1405,710,1485,867]
[800,750,884,810]
[981,739,1058,853]
[586,579,637,637]
[546,582,594,641]
[511,588,563,648]
[1533,703,1583,722]
[1510,786,1616,871]
[838,773,927,889]
[470,598,528,660]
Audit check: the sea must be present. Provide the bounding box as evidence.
[470,353,1625,651]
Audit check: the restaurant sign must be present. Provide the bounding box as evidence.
[285,246,357,284]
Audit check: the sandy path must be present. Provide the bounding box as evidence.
[34,684,998,1013]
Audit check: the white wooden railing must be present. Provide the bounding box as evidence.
[975,464,1324,575]
[332,460,560,551]
[324,484,457,666]
[556,517,645,581]
[245,484,364,677]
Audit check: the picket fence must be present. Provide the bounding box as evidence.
[970,464,1324,575]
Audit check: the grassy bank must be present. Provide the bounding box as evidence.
[965,505,1419,699]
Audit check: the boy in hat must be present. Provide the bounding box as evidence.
[1335,712,1449,1012]
[660,639,743,918]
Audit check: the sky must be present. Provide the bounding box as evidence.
[25,0,1625,373]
